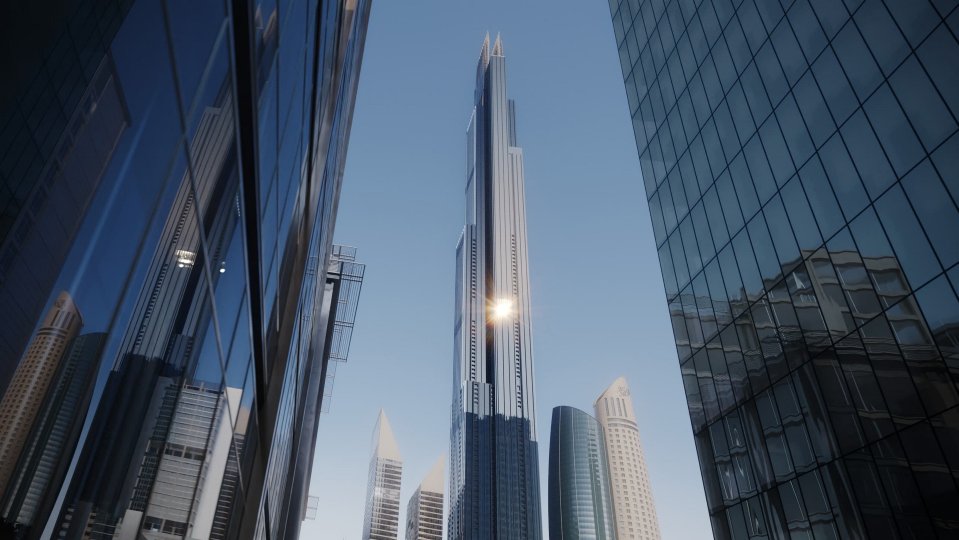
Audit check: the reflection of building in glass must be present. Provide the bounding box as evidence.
[57,81,241,539]
[594,379,659,540]
[209,406,248,540]
[139,385,241,539]
[1,332,105,528]
[609,1,959,536]
[405,457,444,540]
[362,410,403,540]
[548,406,617,540]
[0,292,82,497]
[0,0,371,538]
[0,56,128,395]
[449,34,542,540]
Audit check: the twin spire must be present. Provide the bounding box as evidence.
[480,31,504,59]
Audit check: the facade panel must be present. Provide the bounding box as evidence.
[608,0,959,537]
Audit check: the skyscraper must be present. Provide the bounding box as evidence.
[0,292,82,497]
[0,0,371,538]
[608,0,959,537]
[405,456,444,540]
[594,378,660,540]
[548,406,617,540]
[449,34,542,540]
[363,410,403,540]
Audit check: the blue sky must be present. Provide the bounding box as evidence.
[301,1,711,538]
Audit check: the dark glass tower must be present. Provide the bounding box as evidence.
[449,34,542,540]
[608,0,959,538]
[0,1,370,539]
[548,406,617,540]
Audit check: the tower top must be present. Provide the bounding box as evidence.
[372,409,401,461]
[420,455,445,494]
[594,377,636,421]
[491,33,503,56]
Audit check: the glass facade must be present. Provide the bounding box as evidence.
[0,0,370,538]
[449,34,542,540]
[608,0,959,538]
[548,406,617,540]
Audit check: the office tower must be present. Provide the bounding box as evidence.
[0,292,82,497]
[449,34,542,540]
[0,0,371,538]
[548,406,617,540]
[594,379,660,540]
[362,410,403,540]
[609,0,959,537]
[405,456,444,540]
[1,333,105,528]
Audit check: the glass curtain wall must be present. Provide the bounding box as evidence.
[608,0,959,538]
[0,1,370,539]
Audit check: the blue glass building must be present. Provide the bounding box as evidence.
[0,1,370,538]
[449,34,542,540]
[608,0,959,538]
[548,406,617,540]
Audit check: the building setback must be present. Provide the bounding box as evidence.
[548,406,617,540]
[595,378,660,540]
[608,0,959,537]
[363,410,403,540]
[405,456,444,540]
[449,34,542,540]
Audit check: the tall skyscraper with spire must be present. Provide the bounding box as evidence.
[595,378,660,540]
[405,457,444,540]
[363,410,402,540]
[449,33,542,540]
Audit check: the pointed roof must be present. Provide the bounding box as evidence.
[479,32,490,64]
[491,33,503,56]
[593,376,637,421]
[420,455,445,494]
[372,409,401,461]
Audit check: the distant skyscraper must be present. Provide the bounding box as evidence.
[363,410,403,540]
[0,292,82,497]
[609,1,959,537]
[405,456,444,540]
[595,378,660,540]
[449,34,542,540]
[548,406,617,540]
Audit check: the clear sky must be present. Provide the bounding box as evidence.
[300,1,712,538]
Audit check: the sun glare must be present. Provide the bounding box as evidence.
[492,298,514,320]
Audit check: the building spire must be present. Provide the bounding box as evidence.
[491,33,503,56]
[372,409,401,461]
[420,455,445,494]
